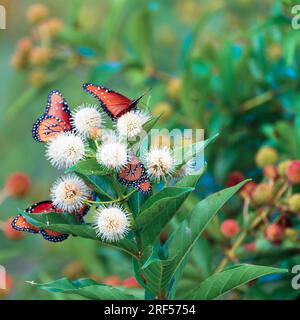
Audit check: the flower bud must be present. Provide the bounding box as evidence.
[220,219,240,238]
[226,171,245,187]
[39,18,63,38]
[11,52,27,70]
[265,223,285,243]
[122,276,141,288]
[89,128,101,140]
[4,218,23,240]
[5,172,31,198]
[263,165,279,180]
[152,102,173,121]
[167,78,181,100]
[252,183,273,206]
[29,70,47,87]
[17,37,33,53]
[29,47,53,66]
[26,4,49,24]
[286,160,300,184]
[288,193,300,213]
[255,146,278,168]
[277,160,291,177]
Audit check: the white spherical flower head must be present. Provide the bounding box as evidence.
[46,132,85,169]
[93,206,130,242]
[72,104,103,138]
[51,174,90,212]
[145,147,174,181]
[96,140,128,169]
[116,110,149,139]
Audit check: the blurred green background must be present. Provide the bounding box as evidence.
[1,0,300,299]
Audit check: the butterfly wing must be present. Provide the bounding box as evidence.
[11,215,40,234]
[45,90,72,125]
[12,201,69,242]
[32,90,72,143]
[137,180,152,194]
[32,115,70,142]
[118,156,151,193]
[74,193,95,223]
[40,229,69,242]
[28,201,69,242]
[83,83,142,119]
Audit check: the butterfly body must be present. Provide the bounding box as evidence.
[32,90,72,142]
[118,156,151,193]
[83,83,143,120]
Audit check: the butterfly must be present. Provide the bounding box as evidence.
[11,201,69,242]
[83,83,144,120]
[74,192,96,223]
[118,155,151,193]
[32,90,72,142]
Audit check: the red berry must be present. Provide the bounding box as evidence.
[4,218,23,240]
[122,276,141,288]
[220,219,240,238]
[263,165,279,180]
[265,224,285,243]
[286,160,300,184]
[240,181,257,198]
[244,242,256,252]
[5,172,31,198]
[102,275,122,286]
[226,171,245,187]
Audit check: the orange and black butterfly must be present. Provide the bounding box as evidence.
[118,156,151,193]
[83,83,144,120]
[11,201,69,242]
[32,90,72,142]
[74,192,96,223]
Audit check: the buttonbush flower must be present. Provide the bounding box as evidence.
[51,174,90,212]
[72,104,103,138]
[46,132,85,169]
[116,110,149,139]
[145,147,174,181]
[93,205,130,242]
[96,139,128,170]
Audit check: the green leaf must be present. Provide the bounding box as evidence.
[66,158,107,176]
[142,115,161,133]
[167,180,249,298]
[184,264,288,300]
[175,163,206,188]
[21,211,138,258]
[76,174,117,200]
[134,187,194,248]
[140,247,177,298]
[35,277,139,300]
[172,133,219,169]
